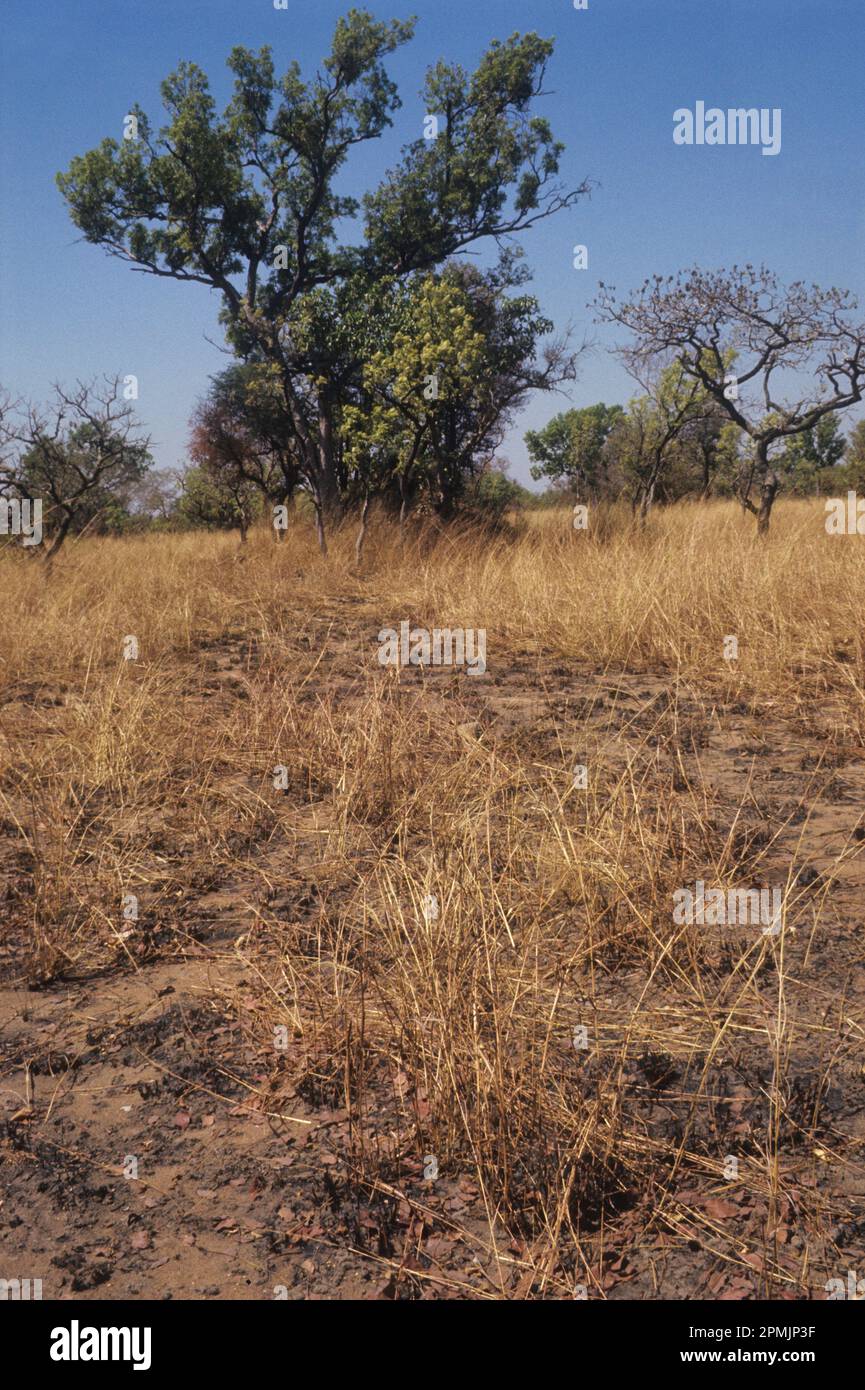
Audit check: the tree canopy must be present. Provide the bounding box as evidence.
[57,12,588,548]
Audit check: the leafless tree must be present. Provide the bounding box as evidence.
[0,377,152,562]
[595,266,865,533]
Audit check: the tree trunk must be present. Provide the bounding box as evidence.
[638,477,655,524]
[755,445,779,536]
[756,472,779,535]
[398,474,411,535]
[314,501,328,556]
[316,395,341,521]
[700,450,712,499]
[354,497,370,566]
[276,367,335,547]
[43,513,73,570]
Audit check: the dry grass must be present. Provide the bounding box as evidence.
[3,497,864,697]
[2,498,864,1297]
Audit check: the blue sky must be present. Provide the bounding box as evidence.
[2,0,863,487]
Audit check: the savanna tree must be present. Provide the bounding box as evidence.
[671,399,738,500]
[57,13,589,550]
[176,463,260,540]
[525,402,623,499]
[1,378,152,561]
[778,414,846,496]
[610,360,713,520]
[843,418,865,491]
[596,266,865,533]
[467,458,531,515]
[343,255,576,545]
[189,363,299,535]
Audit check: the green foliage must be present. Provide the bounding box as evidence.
[601,361,712,511]
[175,464,261,532]
[842,419,865,491]
[341,255,569,513]
[465,466,532,518]
[57,12,585,533]
[362,33,584,274]
[341,270,486,503]
[780,414,846,494]
[525,403,623,493]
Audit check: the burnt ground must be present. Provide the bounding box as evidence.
[2,603,865,1301]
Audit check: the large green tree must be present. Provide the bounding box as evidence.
[57,12,588,549]
[344,254,576,529]
[525,403,623,497]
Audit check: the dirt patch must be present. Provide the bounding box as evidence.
[2,599,865,1300]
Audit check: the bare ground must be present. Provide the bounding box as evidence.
[2,591,865,1300]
